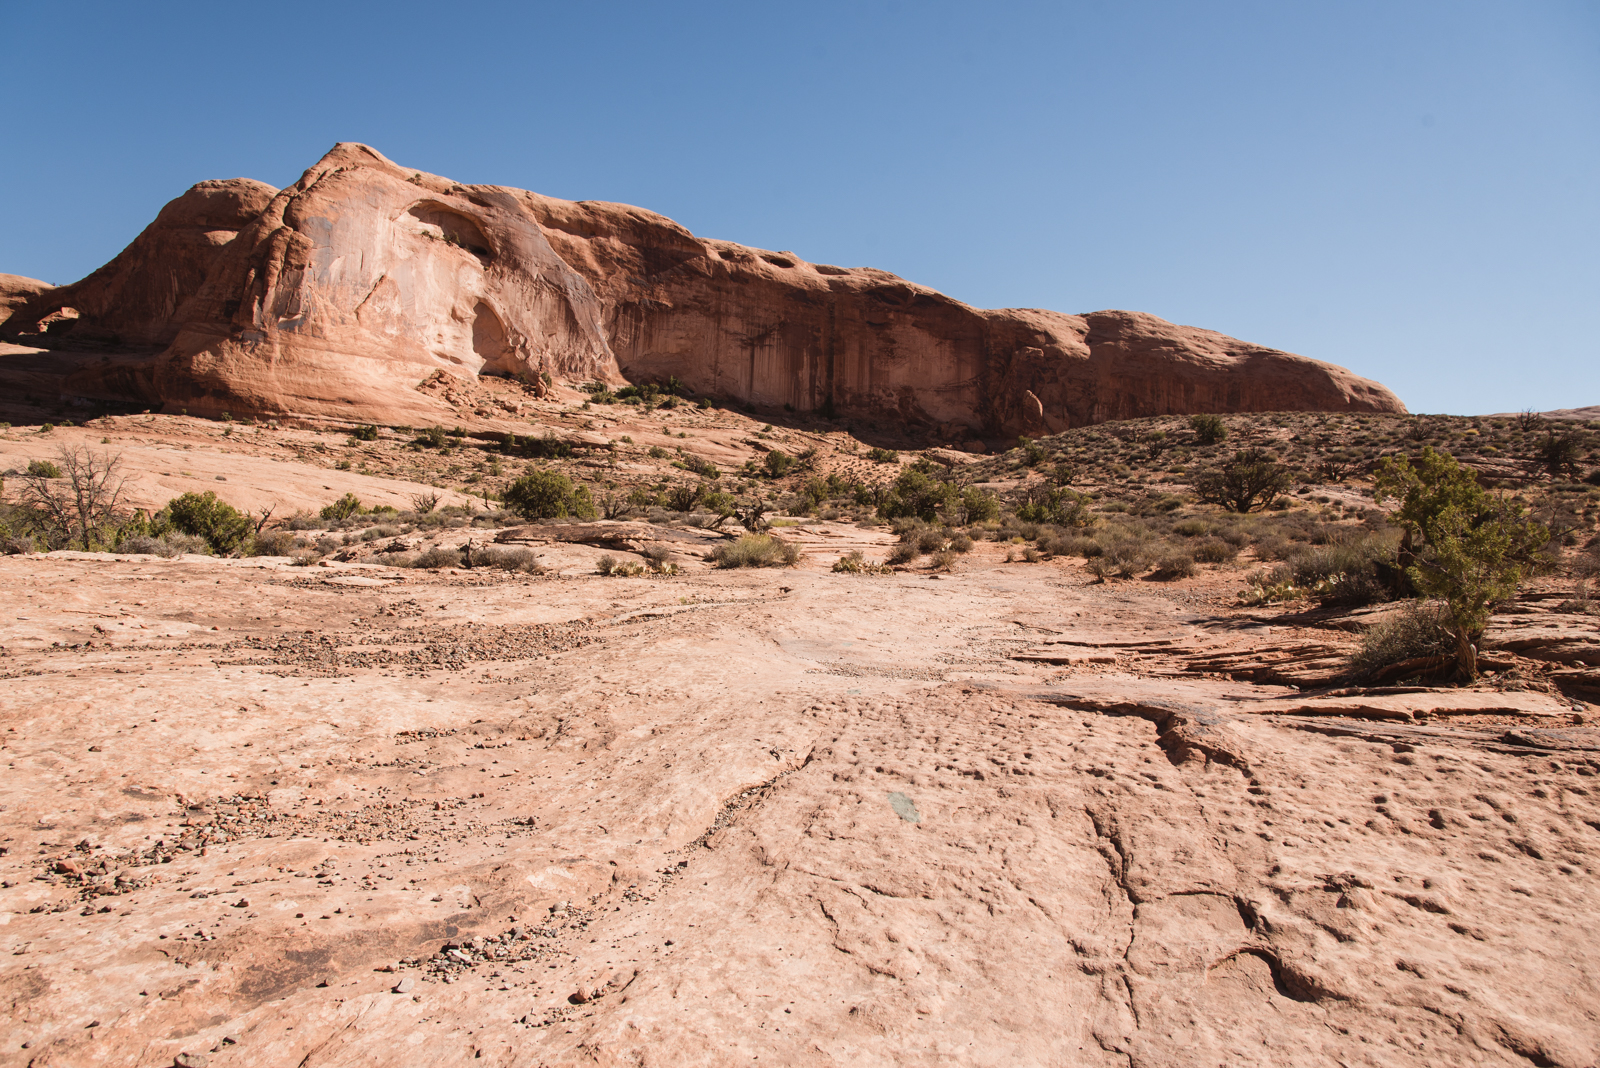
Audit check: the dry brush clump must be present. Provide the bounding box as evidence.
[1348,602,1456,683]
[710,534,801,569]
[832,550,892,574]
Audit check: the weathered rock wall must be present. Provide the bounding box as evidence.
[5,143,1406,431]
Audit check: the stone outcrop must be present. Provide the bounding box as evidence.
[5,143,1406,432]
[7,182,276,348]
[0,274,54,329]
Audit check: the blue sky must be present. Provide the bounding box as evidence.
[3,1,1596,414]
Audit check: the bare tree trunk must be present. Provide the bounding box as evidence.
[1454,628,1478,681]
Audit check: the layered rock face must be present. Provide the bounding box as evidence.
[5,144,1406,431]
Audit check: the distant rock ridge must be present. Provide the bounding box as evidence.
[3,143,1406,434]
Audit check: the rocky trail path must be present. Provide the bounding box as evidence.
[1,552,1597,1067]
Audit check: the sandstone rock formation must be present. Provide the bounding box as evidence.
[5,144,1406,432]
[0,273,53,329]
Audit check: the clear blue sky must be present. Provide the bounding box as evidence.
[4,1,1596,415]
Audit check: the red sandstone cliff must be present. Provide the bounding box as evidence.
[4,144,1406,432]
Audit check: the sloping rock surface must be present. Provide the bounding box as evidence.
[0,273,54,328]
[6,143,1406,432]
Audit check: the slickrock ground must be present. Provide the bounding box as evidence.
[3,540,1599,1066]
[2,393,1599,1066]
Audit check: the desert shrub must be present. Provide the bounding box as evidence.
[664,482,703,512]
[1151,551,1196,580]
[1215,522,1256,547]
[1098,528,1155,577]
[504,470,595,520]
[640,543,675,573]
[164,491,255,554]
[832,550,889,574]
[1016,485,1093,527]
[1042,532,1099,558]
[866,447,899,463]
[414,425,449,448]
[1536,430,1585,480]
[1376,447,1550,677]
[507,433,573,459]
[711,533,801,568]
[251,529,297,556]
[948,532,974,553]
[1021,546,1042,562]
[1192,449,1293,513]
[878,468,956,522]
[954,487,1000,524]
[413,546,463,569]
[1347,602,1455,682]
[930,549,959,571]
[1172,518,1210,538]
[1086,556,1114,581]
[350,424,379,441]
[1190,413,1228,445]
[913,527,947,553]
[680,455,719,479]
[763,450,795,478]
[477,546,544,573]
[886,542,920,565]
[1192,537,1237,564]
[118,533,209,557]
[26,459,62,478]
[320,493,364,521]
[1284,531,1399,606]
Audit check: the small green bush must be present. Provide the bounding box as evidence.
[414,425,449,448]
[504,470,595,520]
[164,491,255,554]
[1190,413,1228,445]
[763,450,795,478]
[350,424,379,441]
[1016,486,1093,527]
[25,459,62,478]
[878,468,956,521]
[321,493,364,521]
[866,448,899,464]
